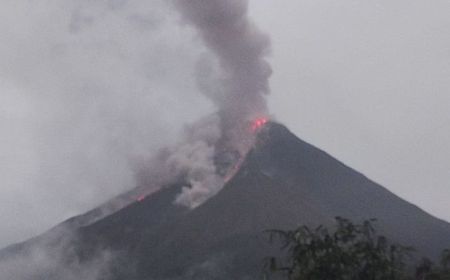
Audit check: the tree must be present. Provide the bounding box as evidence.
[265,218,450,280]
[265,217,413,280]
[414,250,450,280]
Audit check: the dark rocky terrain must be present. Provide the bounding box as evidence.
[2,122,450,279]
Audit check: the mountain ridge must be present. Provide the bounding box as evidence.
[1,122,450,280]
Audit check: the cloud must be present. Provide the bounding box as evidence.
[0,227,115,280]
[0,0,213,247]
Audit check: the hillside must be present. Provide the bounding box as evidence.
[1,122,450,280]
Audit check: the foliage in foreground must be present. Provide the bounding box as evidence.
[265,217,450,280]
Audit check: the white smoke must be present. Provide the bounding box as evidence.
[0,249,113,280]
[0,0,272,247]
[0,0,273,277]
[0,0,214,246]
[166,0,272,208]
[0,228,115,280]
[169,116,224,208]
[138,115,225,208]
[172,142,223,208]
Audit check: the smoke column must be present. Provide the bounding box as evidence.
[174,0,272,141]
[141,0,273,208]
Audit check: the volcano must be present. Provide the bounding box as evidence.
[1,122,450,279]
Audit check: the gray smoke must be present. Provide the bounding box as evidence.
[135,114,225,209]
[170,116,224,208]
[0,1,272,277]
[0,0,214,247]
[174,0,272,141]
[0,227,115,280]
[166,0,272,208]
[0,0,272,249]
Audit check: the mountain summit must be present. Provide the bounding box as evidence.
[2,122,450,279]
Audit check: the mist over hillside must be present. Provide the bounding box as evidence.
[1,122,450,279]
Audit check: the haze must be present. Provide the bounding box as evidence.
[0,0,449,248]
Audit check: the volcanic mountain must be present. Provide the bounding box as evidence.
[2,122,450,279]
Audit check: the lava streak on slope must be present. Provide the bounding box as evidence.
[137,117,270,202]
[224,117,270,183]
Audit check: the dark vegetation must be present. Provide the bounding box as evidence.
[266,217,450,280]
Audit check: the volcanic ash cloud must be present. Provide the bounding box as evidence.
[165,0,272,208]
[175,0,272,131]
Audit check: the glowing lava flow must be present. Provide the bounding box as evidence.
[223,117,269,184]
[135,187,161,203]
[137,118,270,201]
[250,117,268,133]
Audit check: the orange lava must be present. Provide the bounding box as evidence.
[250,117,268,132]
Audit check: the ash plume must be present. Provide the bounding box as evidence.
[174,0,272,144]
[166,0,272,208]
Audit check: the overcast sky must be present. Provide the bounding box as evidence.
[250,0,450,224]
[1,0,449,248]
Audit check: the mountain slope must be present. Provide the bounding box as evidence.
[1,122,450,279]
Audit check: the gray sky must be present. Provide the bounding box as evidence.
[0,0,449,248]
[250,0,450,224]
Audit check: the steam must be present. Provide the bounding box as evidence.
[0,1,272,277]
[0,228,114,280]
[168,116,224,208]
[138,115,225,208]
[168,0,272,208]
